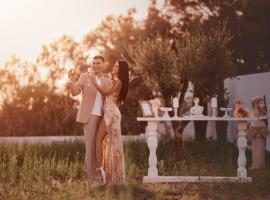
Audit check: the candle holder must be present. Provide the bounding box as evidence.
[173,107,178,118]
[211,97,218,118]
[211,107,218,118]
[220,107,232,118]
[160,107,173,118]
[172,97,179,117]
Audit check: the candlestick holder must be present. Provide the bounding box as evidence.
[160,107,173,118]
[211,97,218,118]
[211,107,218,118]
[172,97,179,118]
[220,107,232,118]
[173,107,178,118]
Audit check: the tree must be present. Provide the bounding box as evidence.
[0,83,79,136]
[164,0,270,74]
[126,24,236,156]
[37,35,88,91]
[126,36,181,105]
[0,56,40,104]
[0,39,82,136]
[177,25,236,100]
[175,24,236,142]
[83,8,142,68]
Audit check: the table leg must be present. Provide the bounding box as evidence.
[237,121,248,178]
[147,121,158,177]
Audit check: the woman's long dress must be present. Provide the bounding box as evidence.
[102,88,125,183]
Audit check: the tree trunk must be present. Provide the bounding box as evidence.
[173,79,189,160]
[216,81,228,146]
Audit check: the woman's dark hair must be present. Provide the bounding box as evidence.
[118,60,129,103]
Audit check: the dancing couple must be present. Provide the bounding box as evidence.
[68,55,129,183]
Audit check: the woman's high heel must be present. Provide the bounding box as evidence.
[96,167,106,184]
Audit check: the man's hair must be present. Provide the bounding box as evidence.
[93,55,105,62]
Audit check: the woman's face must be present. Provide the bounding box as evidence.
[112,62,119,75]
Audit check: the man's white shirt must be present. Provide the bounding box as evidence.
[91,76,103,116]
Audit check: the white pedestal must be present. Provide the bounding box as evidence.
[237,121,248,178]
[206,103,217,140]
[147,121,158,177]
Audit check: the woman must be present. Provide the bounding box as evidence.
[90,60,129,183]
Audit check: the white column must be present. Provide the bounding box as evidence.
[237,121,248,178]
[265,94,270,152]
[147,121,158,177]
[206,103,217,140]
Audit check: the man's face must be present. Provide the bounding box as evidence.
[92,58,103,74]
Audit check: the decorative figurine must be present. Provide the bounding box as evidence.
[211,97,218,117]
[251,96,268,118]
[247,96,269,169]
[233,99,251,118]
[190,97,204,116]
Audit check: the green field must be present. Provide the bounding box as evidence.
[0,140,269,200]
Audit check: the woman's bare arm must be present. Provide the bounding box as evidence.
[91,76,121,95]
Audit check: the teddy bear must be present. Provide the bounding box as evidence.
[233,99,251,118]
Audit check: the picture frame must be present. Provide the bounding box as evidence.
[139,100,155,118]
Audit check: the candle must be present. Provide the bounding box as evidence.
[211,97,217,108]
[173,97,179,108]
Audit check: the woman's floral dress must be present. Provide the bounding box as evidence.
[102,80,125,183]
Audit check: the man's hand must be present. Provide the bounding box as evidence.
[89,73,97,85]
[68,69,77,82]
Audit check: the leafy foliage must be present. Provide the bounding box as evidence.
[127,24,235,106]
[126,36,180,99]
[176,24,236,99]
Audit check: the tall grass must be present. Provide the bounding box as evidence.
[0,139,269,200]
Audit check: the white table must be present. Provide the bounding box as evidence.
[137,116,268,183]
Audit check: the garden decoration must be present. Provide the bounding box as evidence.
[172,97,179,117]
[211,97,218,117]
[190,97,204,116]
[247,97,269,169]
[233,99,251,118]
[160,107,173,118]
[220,107,233,118]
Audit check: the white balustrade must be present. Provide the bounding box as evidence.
[237,121,248,178]
[146,121,158,177]
[138,116,268,183]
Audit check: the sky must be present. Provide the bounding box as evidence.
[0,0,163,67]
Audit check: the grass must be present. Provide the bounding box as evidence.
[0,139,269,200]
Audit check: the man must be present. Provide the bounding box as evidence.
[68,55,111,180]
